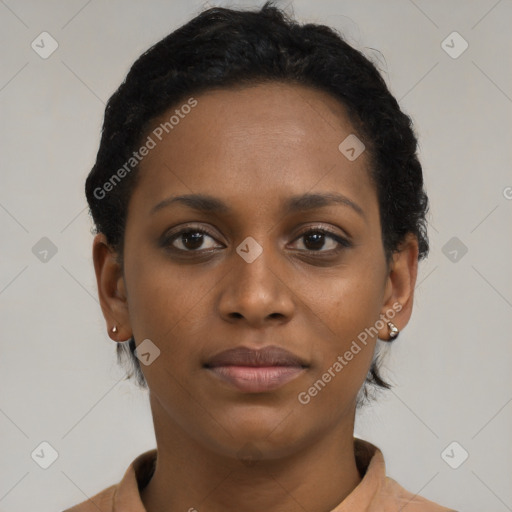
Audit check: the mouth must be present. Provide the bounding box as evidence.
[204,345,308,393]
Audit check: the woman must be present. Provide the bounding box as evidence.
[65,2,457,511]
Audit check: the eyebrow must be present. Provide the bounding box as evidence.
[150,192,365,218]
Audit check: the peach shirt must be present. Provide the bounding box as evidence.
[63,438,457,512]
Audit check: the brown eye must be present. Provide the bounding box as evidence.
[164,228,221,252]
[291,228,351,253]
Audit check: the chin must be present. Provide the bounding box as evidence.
[208,413,310,461]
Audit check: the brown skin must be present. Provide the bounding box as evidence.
[93,82,418,512]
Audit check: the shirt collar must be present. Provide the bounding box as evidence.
[113,437,384,511]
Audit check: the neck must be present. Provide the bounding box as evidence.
[140,395,362,512]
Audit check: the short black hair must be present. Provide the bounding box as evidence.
[85,1,429,405]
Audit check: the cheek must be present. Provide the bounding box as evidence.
[124,251,224,378]
[306,264,385,341]
[124,252,200,345]
[298,264,384,393]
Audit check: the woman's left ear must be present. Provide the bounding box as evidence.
[379,233,419,339]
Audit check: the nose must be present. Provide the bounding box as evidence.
[217,238,295,328]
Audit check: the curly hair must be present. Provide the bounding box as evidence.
[85,1,429,405]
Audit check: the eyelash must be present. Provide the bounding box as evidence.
[162,225,352,255]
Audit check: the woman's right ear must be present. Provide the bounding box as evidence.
[92,233,132,342]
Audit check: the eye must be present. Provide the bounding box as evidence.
[161,225,351,255]
[163,227,222,252]
[290,227,351,253]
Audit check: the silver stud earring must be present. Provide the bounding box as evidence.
[387,321,399,340]
[111,325,118,333]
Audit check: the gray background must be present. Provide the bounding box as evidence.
[1,1,511,511]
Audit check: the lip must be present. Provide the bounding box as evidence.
[204,345,308,393]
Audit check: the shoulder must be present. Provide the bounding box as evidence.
[352,438,457,512]
[61,448,156,512]
[378,476,458,512]
[62,483,117,512]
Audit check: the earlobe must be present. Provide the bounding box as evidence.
[379,234,419,340]
[92,233,132,342]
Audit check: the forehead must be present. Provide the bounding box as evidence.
[128,81,377,222]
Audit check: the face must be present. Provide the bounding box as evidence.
[94,81,417,461]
